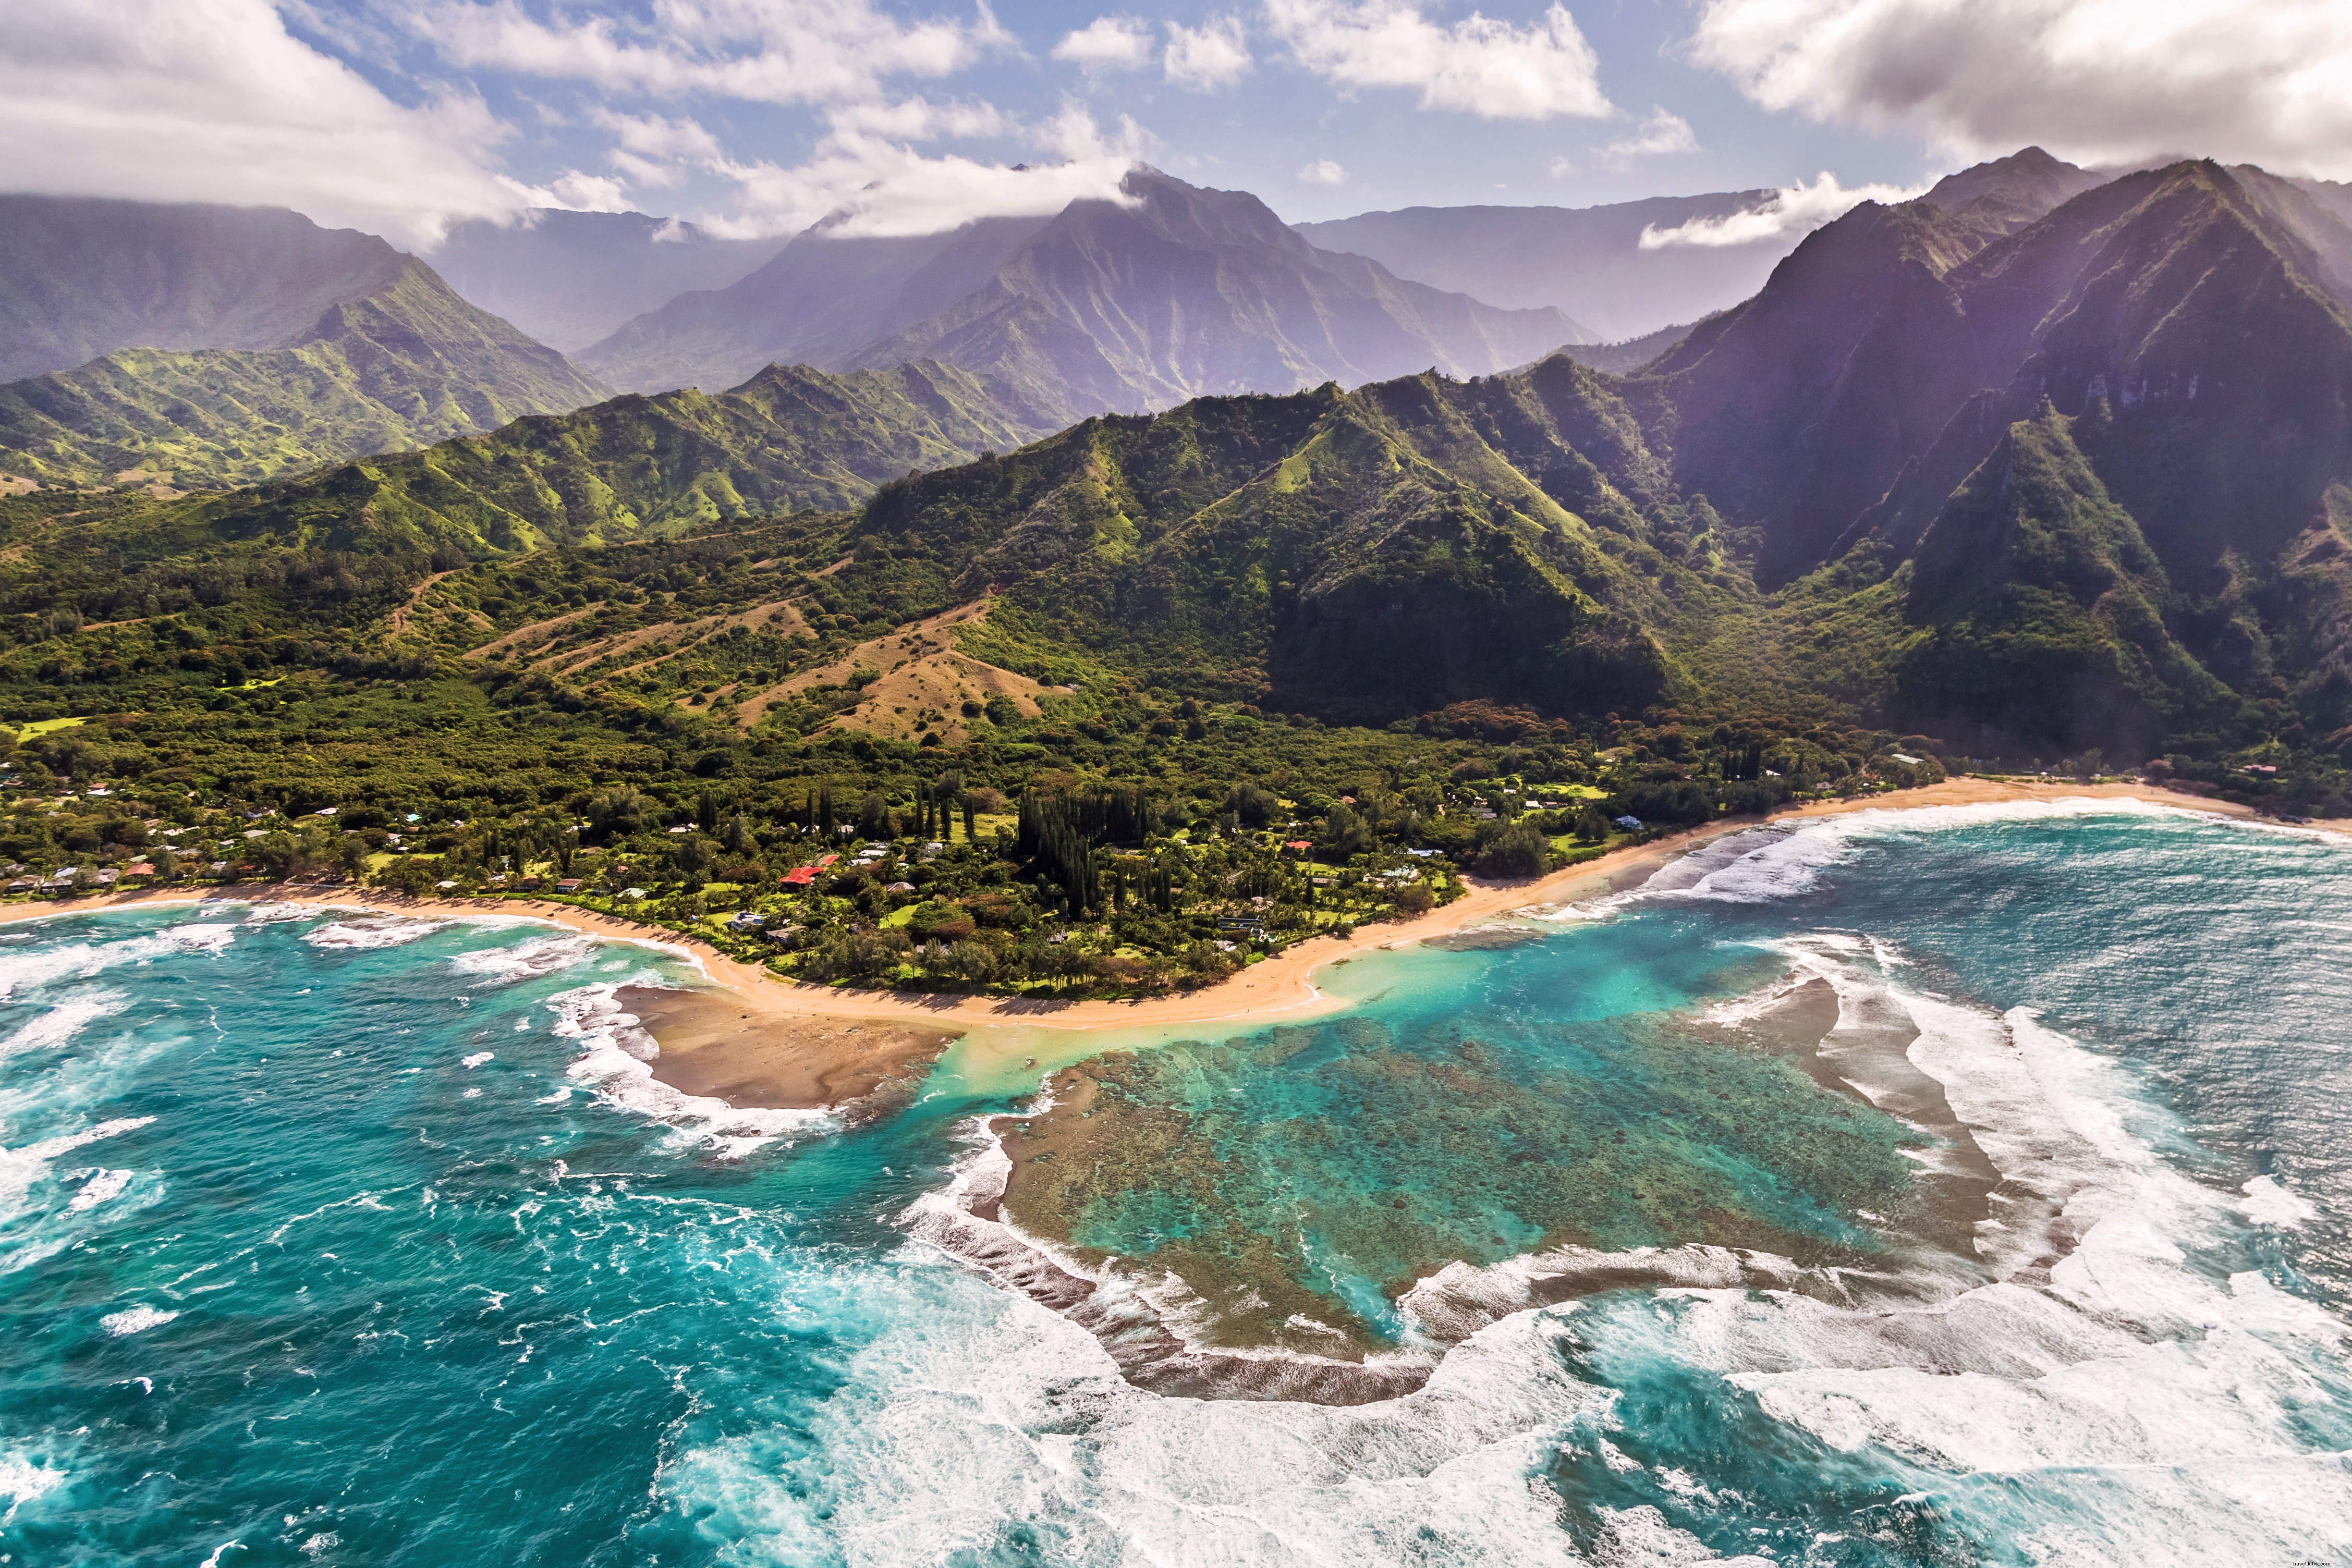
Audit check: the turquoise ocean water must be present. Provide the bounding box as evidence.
[1,800,2347,1565]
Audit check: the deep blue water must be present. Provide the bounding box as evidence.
[1,801,2347,1566]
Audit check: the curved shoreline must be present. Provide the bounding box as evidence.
[2,780,2334,1043]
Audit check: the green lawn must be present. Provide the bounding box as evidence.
[16,716,89,741]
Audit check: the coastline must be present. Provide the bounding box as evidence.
[4,778,2336,1056]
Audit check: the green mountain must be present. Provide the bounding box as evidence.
[1,360,1046,596]
[0,259,608,488]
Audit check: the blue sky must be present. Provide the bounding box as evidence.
[3,1,2348,248]
[302,0,1942,225]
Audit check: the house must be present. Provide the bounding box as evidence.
[727,910,766,932]
[91,869,121,886]
[5,878,32,892]
[1283,839,1312,852]
[766,928,797,950]
[885,880,915,894]
[125,862,155,877]
[555,878,584,893]
[781,866,819,887]
[1614,815,1643,830]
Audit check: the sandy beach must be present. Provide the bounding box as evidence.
[5,778,2336,1107]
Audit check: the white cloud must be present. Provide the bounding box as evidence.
[1263,0,1613,120]
[1298,158,1347,184]
[422,0,1004,107]
[824,96,1007,140]
[1164,15,1253,90]
[1596,106,1698,167]
[700,102,1149,239]
[0,0,530,246]
[544,169,633,210]
[1637,170,1924,248]
[1054,15,1156,70]
[1688,0,2352,180]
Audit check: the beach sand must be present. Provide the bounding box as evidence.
[6,779,2336,1107]
[617,984,958,1110]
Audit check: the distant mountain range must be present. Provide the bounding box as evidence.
[579,169,1590,425]
[1297,148,2112,346]
[428,210,788,354]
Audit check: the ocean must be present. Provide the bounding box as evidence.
[1,800,2346,1565]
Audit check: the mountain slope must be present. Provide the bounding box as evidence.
[837,169,1586,425]
[0,259,608,488]
[7,360,1050,580]
[578,215,1055,395]
[1298,150,2109,348]
[429,210,789,353]
[0,195,411,382]
[583,169,1583,418]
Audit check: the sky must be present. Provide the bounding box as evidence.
[1,0,2349,250]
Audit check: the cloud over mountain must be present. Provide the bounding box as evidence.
[0,0,532,247]
[1689,0,2352,179]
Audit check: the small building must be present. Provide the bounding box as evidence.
[555,878,584,893]
[781,866,819,887]
[885,880,915,895]
[727,910,766,931]
[125,863,155,877]
[1614,815,1643,830]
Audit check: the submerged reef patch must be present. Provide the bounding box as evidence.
[992,999,1926,1358]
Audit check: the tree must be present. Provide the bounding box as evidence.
[1476,822,1551,878]
[587,786,649,840]
[374,856,437,896]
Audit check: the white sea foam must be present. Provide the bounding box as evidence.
[548,985,830,1158]
[303,917,445,951]
[99,1303,178,1336]
[1554,938,2352,1567]
[0,1451,66,1525]
[67,1168,132,1210]
[162,922,238,953]
[451,934,599,986]
[665,1251,1604,1567]
[1611,797,2239,914]
[0,989,128,1059]
[460,1051,493,1069]
[0,1116,155,1220]
[2242,1175,2318,1230]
